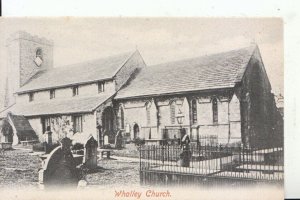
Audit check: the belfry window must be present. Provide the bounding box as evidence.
[36,48,43,60]
[34,48,43,67]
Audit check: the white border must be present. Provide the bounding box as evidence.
[2,0,300,198]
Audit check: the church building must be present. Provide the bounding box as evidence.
[0,31,283,148]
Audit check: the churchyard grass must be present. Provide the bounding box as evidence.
[0,148,140,189]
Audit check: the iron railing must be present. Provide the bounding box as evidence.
[139,144,283,186]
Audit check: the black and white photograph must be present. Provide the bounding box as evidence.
[0,17,285,199]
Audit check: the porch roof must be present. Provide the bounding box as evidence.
[7,114,36,138]
[0,94,113,117]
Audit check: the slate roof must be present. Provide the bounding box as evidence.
[0,94,113,117]
[9,114,33,131]
[17,51,136,93]
[115,46,257,99]
[8,114,36,138]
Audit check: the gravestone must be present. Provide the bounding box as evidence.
[104,135,109,145]
[39,137,79,189]
[83,135,98,169]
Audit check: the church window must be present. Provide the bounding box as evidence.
[72,86,79,96]
[191,99,197,124]
[36,48,43,60]
[72,115,83,133]
[29,93,34,102]
[170,101,176,124]
[50,89,55,99]
[98,81,105,93]
[212,98,218,123]
[34,48,43,67]
[146,102,151,125]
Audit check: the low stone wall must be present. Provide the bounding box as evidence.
[0,142,12,150]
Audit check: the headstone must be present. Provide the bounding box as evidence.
[104,135,109,145]
[83,135,98,169]
[39,137,79,189]
[43,130,54,153]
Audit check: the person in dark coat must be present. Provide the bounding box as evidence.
[180,128,190,148]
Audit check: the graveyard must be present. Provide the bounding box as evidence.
[0,139,140,190]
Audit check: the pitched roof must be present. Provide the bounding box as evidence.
[7,114,37,139]
[0,94,113,117]
[8,114,33,131]
[17,51,136,93]
[115,46,257,99]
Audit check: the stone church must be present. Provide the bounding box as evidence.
[0,31,283,148]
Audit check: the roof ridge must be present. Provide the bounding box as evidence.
[53,50,135,70]
[148,45,256,68]
[116,45,259,99]
[112,50,138,76]
[232,45,258,83]
[17,50,136,93]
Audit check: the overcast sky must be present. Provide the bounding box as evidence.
[0,18,283,97]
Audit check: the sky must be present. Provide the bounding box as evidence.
[0,18,283,102]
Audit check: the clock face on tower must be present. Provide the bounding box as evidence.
[34,48,43,67]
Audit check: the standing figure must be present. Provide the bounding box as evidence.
[114,130,123,149]
[178,128,191,167]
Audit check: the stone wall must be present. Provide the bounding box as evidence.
[16,80,115,104]
[28,113,97,144]
[6,39,20,106]
[6,31,53,106]
[19,36,53,86]
[121,99,148,140]
[28,117,44,142]
[239,48,276,148]
[117,90,242,144]
[228,94,242,143]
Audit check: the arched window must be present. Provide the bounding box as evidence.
[212,98,218,123]
[34,48,43,67]
[191,99,197,124]
[146,102,151,125]
[170,101,176,124]
[120,107,125,129]
[36,48,43,60]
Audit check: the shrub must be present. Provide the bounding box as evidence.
[32,142,45,152]
[72,143,84,150]
[132,138,145,146]
[32,142,60,153]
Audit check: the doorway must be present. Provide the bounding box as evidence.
[133,123,140,139]
[102,106,115,143]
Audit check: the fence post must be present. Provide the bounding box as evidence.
[139,145,142,185]
[219,144,222,171]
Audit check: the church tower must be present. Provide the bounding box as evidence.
[4,31,54,107]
